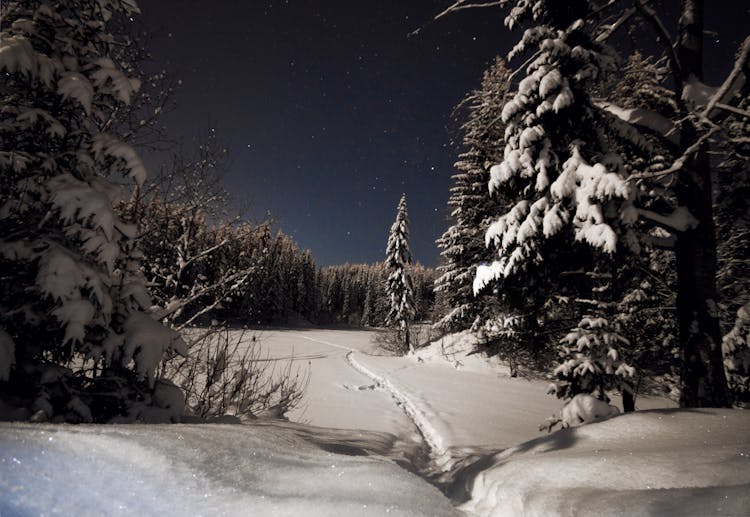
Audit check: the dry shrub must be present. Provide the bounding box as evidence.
[160,328,309,420]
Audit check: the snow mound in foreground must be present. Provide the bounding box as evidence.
[0,422,458,516]
[457,408,750,517]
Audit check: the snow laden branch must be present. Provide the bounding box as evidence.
[597,101,680,145]
[151,267,253,327]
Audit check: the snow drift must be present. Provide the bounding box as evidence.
[0,421,458,516]
[455,408,750,517]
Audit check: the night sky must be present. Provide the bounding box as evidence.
[137,1,748,266]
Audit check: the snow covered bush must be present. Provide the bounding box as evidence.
[120,132,256,328]
[550,316,635,402]
[0,0,185,422]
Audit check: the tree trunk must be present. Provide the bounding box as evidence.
[621,387,635,413]
[675,0,730,407]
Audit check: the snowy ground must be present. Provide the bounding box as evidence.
[2,328,748,516]
[0,421,456,516]
[456,408,750,517]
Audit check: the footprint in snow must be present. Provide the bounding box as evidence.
[341,383,379,391]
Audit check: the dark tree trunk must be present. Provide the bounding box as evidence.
[675,0,730,407]
[622,386,635,413]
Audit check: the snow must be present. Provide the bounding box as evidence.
[51,298,95,345]
[91,133,148,186]
[121,313,188,387]
[91,57,141,104]
[598,101,679,145]
[0,421,457,517]
[560,393,619,428]
[57,72,94,115]
[682,76,719,109]
[3,328,745,517]
[456,409,750,517]
[366,360,558,471]
[637,206,699,232]
[473,262,504,294]
[49,173,117,241]
[0,36,37,78]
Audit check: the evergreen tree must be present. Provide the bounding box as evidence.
[469,0,748,408]
[472,0,635,404]
[0,0,185,421]
[385,195,416,353]
[434,57,510,332]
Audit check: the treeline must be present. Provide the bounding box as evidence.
[127,185,437,328]
[318,262,436,326]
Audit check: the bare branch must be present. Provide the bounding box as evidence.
[627,125,721,180]
[595,6,636,43]
[152,268,253,322]
[180,238,230,270]
[434,0,508,21]
[714,102,750,120]
[697,34,750,118]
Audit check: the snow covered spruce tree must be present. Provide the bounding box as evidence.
[469,0,637,405]
[384,194,416,353]
[457,0,750,408]
[0,0,186,422]
[434,57,510,333]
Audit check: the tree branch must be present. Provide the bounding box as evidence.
[702,36,750,114]
[633,0,682,87]
[627,125,720,180]
[595,6,636,43]
[434,0,509,21]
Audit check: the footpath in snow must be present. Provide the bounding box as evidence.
[261,329,750,516]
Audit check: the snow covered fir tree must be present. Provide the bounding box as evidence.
[433,57,509,334]
[0,0,186,422]
[384,194,416,353]
[453,0,750,410]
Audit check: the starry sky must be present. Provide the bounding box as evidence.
[137,1,748,266]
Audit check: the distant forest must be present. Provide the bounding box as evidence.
[131,189,438,327]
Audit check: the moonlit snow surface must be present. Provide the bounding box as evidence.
[0,421,458,516]
[2,329,746,517]
[456,409,750,517]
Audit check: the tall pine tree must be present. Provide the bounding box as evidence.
[434,57,510,332]
[385,194,416,353]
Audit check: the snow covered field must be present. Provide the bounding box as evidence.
[2,328,749,516]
